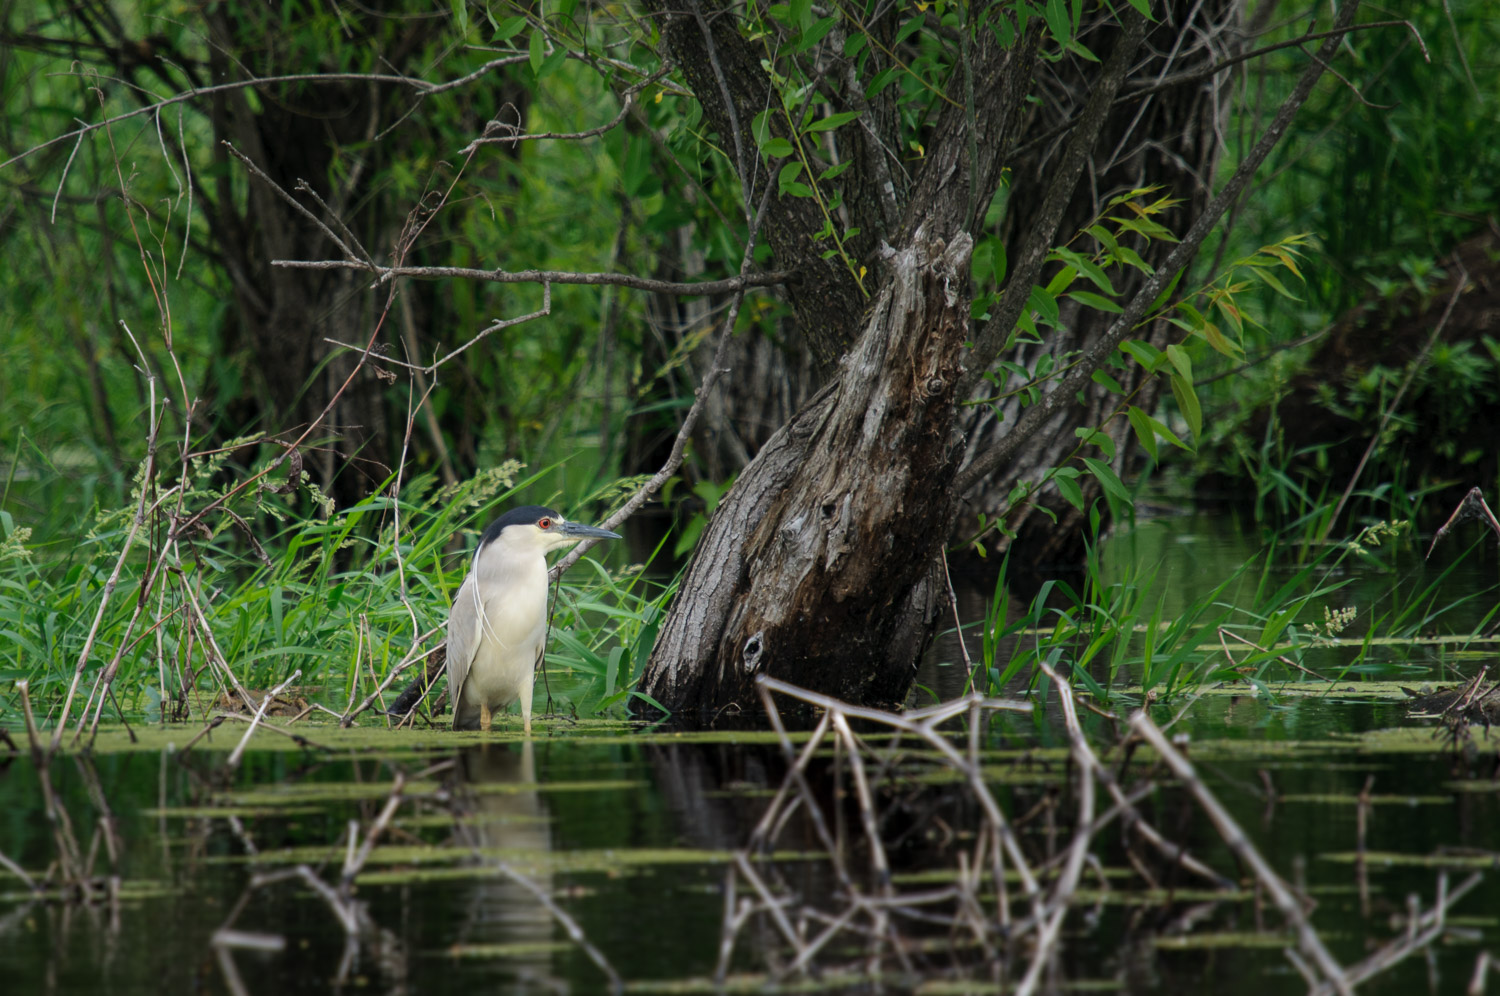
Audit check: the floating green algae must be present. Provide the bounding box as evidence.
[440,941,575,958]
[213,844,824,879]
[1275,793,1451,805]
[146,805,328,818]
[48,718,814,758]
[1152,931,1297,950]
[1320,851,1500,869]
[623,972,869,993]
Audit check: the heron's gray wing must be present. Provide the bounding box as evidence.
[446,571,481,727]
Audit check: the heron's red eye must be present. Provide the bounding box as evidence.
[537,517,552,530]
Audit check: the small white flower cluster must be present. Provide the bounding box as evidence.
[1347,518,1409,556]
[1305,604,1357,642]
[0,525,32,562]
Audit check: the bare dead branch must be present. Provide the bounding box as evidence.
[49,332,162,754]
[277,257,789,296]
[548,180,778,579]
[222,142,364,264]
[2,59,541,173]
[457,61,673,155]
[226,670,303,771]
[340,625,445,728]
[1129,708,1352,994]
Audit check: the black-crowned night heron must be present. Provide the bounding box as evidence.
[447,505,620,733]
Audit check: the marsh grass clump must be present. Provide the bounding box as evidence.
[973,510,1494,702]
[0,451,665,734]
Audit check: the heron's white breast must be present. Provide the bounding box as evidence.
[464,551,550,707]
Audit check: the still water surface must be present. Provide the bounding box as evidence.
[3,513,1499,993]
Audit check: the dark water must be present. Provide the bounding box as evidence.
[3,515,1500,993]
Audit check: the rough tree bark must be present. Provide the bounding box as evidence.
[641,0,1051,712]
[642,0,1358,717]
[629,0,1244,571]
[644,231,972,712]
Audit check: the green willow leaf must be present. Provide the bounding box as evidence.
[805,110,861,132]
[1082,458,1131,502]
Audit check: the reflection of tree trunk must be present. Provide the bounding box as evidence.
[643,743,788,850]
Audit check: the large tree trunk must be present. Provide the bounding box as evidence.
[640,0,1355,717]
[642,232,972,712]
[628,1,1244,572]
[638,0,1047,716]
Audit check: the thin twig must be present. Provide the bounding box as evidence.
[340,625,444,727]
[956,0,1365,493]
[226,670,303,771]
[278,258,788,295]
[549,180,778,580]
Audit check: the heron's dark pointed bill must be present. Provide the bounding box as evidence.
[560,520,621,540]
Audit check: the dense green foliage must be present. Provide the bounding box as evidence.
[1191,0,1500,520]
[0,457,670,724]
[2,0,1496,721]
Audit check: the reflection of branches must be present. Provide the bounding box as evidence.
[1308,871,1480,995]
[210,764,440,990]
[1130,709,1351,993]
[730,674,1473,991]
[208,754,620,993]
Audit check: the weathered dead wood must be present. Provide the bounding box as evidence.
[1427,487,1500,559]
[1129,709,1353,994]
[642,231,973,715]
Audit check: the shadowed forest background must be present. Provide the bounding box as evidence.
[1,0,1498,722]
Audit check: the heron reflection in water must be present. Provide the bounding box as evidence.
[449,743,555,983]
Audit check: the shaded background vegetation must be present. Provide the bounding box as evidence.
[2,0,1497,715]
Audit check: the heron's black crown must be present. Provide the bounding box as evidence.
[478,505,560,550]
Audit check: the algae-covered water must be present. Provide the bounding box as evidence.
[4,695,1498,994]
[3,514,1500,993]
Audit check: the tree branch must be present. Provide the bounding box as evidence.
[271,258,790,295]
[642,0,866,371]
[1007,19,1421,164]
[954,0,1363,494]
[959,9,1148,398]
[549,180,779,580]
[1,59,533,173]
